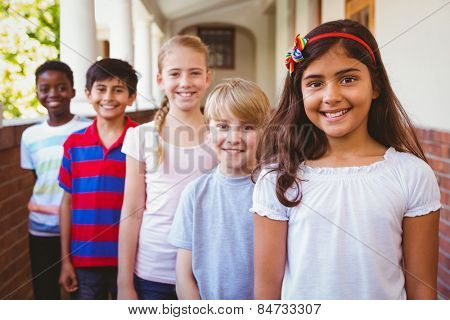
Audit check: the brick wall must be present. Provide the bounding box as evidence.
[0,110,156,300]
[0,122,35,299]
[416,128,450,300]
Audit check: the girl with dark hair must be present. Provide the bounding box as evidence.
[251,19,441,299]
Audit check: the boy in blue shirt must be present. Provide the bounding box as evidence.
[21,60,91,299]
[168,78,271,299]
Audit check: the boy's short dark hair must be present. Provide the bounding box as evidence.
[35,60,74,87]
[85,58,138,95]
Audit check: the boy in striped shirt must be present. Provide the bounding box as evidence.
[58,58,138,299]
[21,61,91,299]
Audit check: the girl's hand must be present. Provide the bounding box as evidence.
[118,155,146,300]
[118,284,139,300]
[59,261,78,293]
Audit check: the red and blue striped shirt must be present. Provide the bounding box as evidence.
[58,117,137,267]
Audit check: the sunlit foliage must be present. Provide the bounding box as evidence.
[1,0,59,119]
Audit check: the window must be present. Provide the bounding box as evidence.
[198,27,235,69]
[345,0,375,33]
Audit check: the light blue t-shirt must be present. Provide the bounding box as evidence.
[168,167,254,300]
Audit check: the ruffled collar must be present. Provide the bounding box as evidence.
[300,147,395,176]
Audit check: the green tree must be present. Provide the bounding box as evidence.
[1,0,59,119]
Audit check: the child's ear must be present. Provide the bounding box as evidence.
[127,93,137,106]
[71,88,76,99]
[156,73,163,89]
[85,88,91,99]
[372,84,380,100]
[206,70,212,88]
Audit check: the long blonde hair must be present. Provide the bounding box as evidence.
[154,35,209,161]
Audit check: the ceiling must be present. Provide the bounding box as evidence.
[155,0,251,20]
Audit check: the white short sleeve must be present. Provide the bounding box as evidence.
[250,168,291,221]
[20,129,34,169]
[398,154,441,217]
[122,126,142,161]
[122,123,158,163]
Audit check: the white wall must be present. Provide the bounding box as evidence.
[375,0,450,131]
[170,0,276,106]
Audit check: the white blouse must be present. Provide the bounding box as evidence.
[122,121,217,284]
[251,148,441,299]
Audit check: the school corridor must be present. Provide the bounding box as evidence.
[0,0,449,299]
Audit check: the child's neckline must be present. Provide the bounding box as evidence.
[45,115,76,128]
[213,167,252,186]
[301,147,395,175]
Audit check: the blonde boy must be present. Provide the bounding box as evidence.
[168,78,271,299]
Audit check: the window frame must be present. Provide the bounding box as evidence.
[345,0,375,33]
[198,27,235,69]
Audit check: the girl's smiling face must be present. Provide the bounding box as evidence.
[301,45,379,141]
[157,46,211,112]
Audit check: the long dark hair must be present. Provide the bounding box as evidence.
[255,19,426,207]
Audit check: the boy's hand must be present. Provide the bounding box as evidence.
[59,261,78,293]
[118,284,139,300]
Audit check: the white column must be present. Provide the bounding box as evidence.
[151,23,164,103]
[60,0,97,114]
[275,0,294,98]
[134,18,154,109]
[296,0,310,33]
[296,0,322,32]
[321,0,345,22]
[110,0,134,64]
